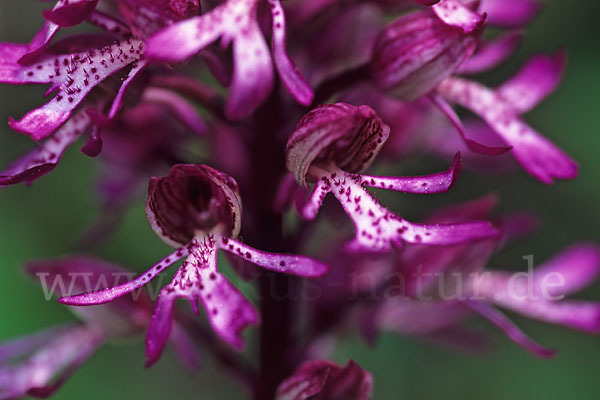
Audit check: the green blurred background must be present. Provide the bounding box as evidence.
[1,0,599,398]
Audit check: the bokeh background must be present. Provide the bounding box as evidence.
[1,0,599,398]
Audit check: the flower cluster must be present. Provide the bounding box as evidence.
[0,1,597,399]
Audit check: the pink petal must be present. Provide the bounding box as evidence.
[432,0,486,33]
[218,237,329,277]
[226,22,274,119]
[146,242,258,364]
[0,326,104,399]
[370,9,479,100]
[464,300,556,358]
[286,103,390,187]
[18,22,60,65]
[145,15,222,62]
[0,111,90,186]
[437,77,578,183]
[43,0,99,28]
[479,0,541,28]
[376,299,467,334]
[498,51,566,113]
[58,246,190,306]
[87,10,133,37]
[268,0,313,105]
[303,167,499,252]
[533,244,600,296]
[429,94,512,155]
[0,324,73,363]
[457,31,524,74]
[142,87,207,136]
[360,152,462,194]
[3,38,145,140]
[145,164,242,247]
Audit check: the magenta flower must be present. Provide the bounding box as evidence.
[145,0,313,119]
[0,28,145,140]
[0,256,199,399]
[276,359,373,400]
[370,197,600,357]
[368,1,577,183]
[369,4,484,101]
[60,164,329,364]
[435,51,578,183]
[0,84,205,188]
[286,103,499,252]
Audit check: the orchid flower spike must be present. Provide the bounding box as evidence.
[60,164,329,365]
[286,103,499,253]
[145,0,314,119]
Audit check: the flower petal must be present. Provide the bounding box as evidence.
[376,299,467,334]
[145,15,222,62]
[146,242,258,363]
[370,9,479,100]
[0,324,74,363]
[145,164,243,247]
[401,220,500,246]
[18,22,60,65]
[0,111,90,186]
[497,51,566,113]
[432,0,486,33]
[142,87,207,136]
[218,237,329,277]
[533,244,600,296]
[58,246,190,306]
[276,359,373,400]
[3,38,144,140]
[268,0,313,105]
[457,31,523,74]
[226,21,274,119]
[303,167,499,252]
[479,0,541,28]
[286,103,390,187]
[464,300,555,358]
[429,94,512,155]
[360,152,462,194]
[475,253,600,333]
[0,326,104,399]
[437,76,578,183]
[43,0,99,28]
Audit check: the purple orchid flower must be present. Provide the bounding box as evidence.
[0,83,205,188]
[145,0,314,119]
[286,102,499,252]
[0,256,200,399]
[59,164,329,365]
[369,196,600,358]
[435,51,578,184]
[369,2,484,101]
[276,359,373,400]
[0,33,145,140]
[368,2,577,183]
[0,1,203,144]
